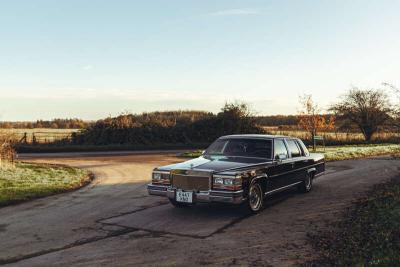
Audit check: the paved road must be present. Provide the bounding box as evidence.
[1,152,399,266]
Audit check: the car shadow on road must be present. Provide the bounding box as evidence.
[100,186,301,238]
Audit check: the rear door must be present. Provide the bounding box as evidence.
[295,139,313,174]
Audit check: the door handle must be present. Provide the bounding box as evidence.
[291,162,295,168]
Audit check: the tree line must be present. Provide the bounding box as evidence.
[0,119,89,129]
[70,103,264,145]
[4,86,399,147]
[73,87,397,146]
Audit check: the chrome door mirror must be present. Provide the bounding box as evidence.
[275,153,287,162]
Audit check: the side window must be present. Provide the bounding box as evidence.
[274,139,288,159]
[286,139,301,158]
[296,140,310,156]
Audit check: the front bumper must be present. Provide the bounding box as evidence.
[147,184,245,204]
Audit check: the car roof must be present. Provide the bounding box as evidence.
[219,134,297,140]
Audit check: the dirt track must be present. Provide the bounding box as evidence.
[1,152,399,266]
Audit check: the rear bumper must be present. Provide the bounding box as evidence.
[147,184,245,204]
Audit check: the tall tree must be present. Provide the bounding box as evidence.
[298,95,334,150]
[217,101,264,135]
[329,88,392,141]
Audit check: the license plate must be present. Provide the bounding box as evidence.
[176,190,193,203]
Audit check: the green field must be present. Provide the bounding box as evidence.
[180,144,400,161]
[0,162,91,207]
[318,144,400,161]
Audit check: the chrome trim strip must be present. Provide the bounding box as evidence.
[264,181,302,195]
[209,189,243,194]
[307,167,317,173]
[148,183,245,204]
[147,184,169,197]
[171,174,211,177]
[213,174,239,178]
[147,184,169,191]
[153,170,170,175]
[268,162,324,178]
[216,161,273,173]
[314,171,325,178]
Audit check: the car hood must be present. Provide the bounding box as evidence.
[158,155,272,173]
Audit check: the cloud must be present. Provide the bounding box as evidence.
[207,8,260,17]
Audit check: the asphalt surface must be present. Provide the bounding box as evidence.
[1,152,399,266]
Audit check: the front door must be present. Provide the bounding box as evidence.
[267,138,293,190]
[285,139,305,183]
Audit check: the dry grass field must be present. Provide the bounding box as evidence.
[263,126,400,143]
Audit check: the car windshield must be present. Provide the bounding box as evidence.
[205,138,273,159]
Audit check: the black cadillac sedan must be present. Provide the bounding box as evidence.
[147,134,325,213]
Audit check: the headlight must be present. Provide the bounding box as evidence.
[214,177,224,185]
[223,179,233,185]
[153,172,162,180]
[152,171,170,185]
[213,174,242,190]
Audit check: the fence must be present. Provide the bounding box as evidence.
[16,131,77,144]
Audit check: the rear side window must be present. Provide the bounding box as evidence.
[286,139,301,157]
[296,140,310,156]
[274,139,288,159]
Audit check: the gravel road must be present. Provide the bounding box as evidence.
[1,152,399,266]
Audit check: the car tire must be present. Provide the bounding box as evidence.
[247,181,264,213]
[298,172,313,193]
[169,198,190,208]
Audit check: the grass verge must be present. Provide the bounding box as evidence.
[304,177,400,266]
[0,162,92,207]
[321,144,400,161]
[179,144,400,161]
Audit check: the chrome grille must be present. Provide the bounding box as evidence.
[172,173,210,191]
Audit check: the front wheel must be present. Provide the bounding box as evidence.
[298,172,313,193]
[247,182,264,213]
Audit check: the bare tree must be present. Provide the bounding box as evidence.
[382,82,400,130]
[298,95,334,150]
[329,87,392,141]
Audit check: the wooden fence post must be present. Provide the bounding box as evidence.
[19,132,28,144]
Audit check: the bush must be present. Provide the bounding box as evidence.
[72,103,265,146]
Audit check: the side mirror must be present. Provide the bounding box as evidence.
[201,150,206,155]
[275,153,287,161]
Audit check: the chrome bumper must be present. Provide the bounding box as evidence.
[147,184,245,204]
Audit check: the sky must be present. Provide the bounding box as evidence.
[1,0,400,121]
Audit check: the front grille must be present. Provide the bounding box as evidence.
[172,174,210,191]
